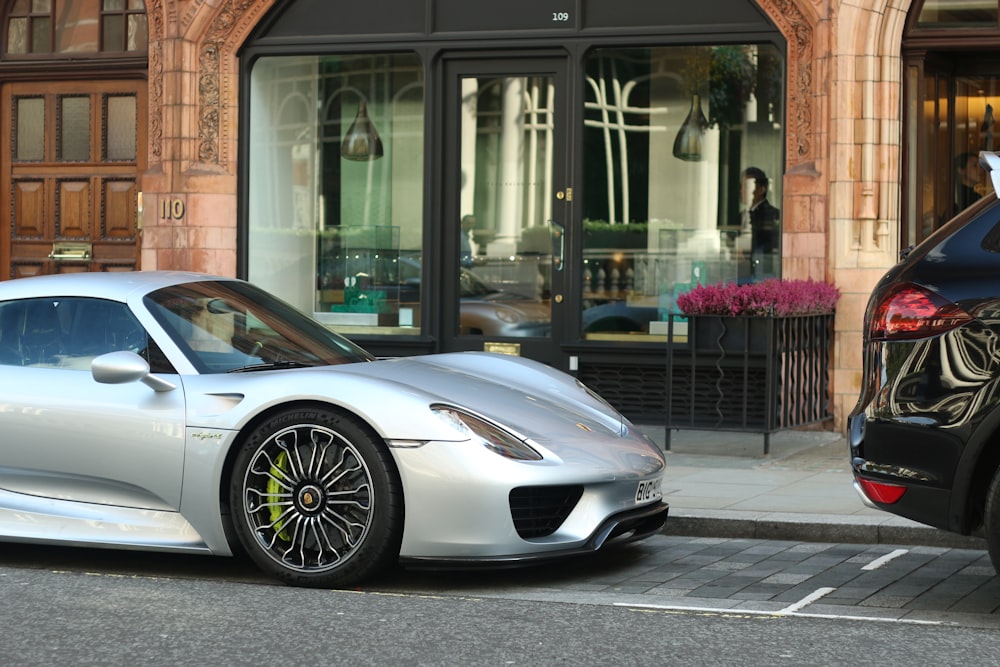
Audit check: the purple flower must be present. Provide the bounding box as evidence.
[675,279,839,316]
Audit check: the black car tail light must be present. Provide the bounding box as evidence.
[870,283,973,341]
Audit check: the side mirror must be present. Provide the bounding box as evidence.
[92,351,176,392]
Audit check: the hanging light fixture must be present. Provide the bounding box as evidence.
[673,93,708,162]
[341,99,384,161]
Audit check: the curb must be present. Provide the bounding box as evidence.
[662,510,989,550]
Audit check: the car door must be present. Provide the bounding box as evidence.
[0,297,185,511]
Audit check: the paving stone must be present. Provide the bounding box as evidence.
[676,554,727,566]
[689,583,758,598]
[761,572,812,585]
[823,585,885,601]
[730,590,779,601]
[704,560,754,571]
[858,594,912,609]
[439,534,1000,627]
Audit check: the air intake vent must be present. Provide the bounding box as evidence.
[509,485,584,538]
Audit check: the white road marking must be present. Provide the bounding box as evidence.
[862,548,909,571]
[778,587,835,614]
[615,584,942,626]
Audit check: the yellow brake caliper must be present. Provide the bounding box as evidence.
[267,451,291,541]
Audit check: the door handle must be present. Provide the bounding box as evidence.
[550,220,564,271]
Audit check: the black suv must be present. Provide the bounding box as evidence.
[849,151,1000,569]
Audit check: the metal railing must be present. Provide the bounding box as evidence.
[665,312,834,454]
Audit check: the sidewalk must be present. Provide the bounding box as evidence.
[636,425,987,550]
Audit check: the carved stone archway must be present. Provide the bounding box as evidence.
[141,0,278,276]
[828,0,911,428]
[759,0,824,171]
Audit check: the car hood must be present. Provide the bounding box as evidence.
[334,353,664,473]
[183,352,663,475]
[467,293,550,318]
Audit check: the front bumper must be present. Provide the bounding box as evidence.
[391,435,666,560]
[399,500,669,569]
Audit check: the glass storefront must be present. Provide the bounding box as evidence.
[247,53,424,335]
[580,45,785,341]
[903,0,1000,248]
[246,44,785,347]
[240,0,786,389]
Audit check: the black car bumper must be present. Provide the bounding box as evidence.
[848,412,956,532]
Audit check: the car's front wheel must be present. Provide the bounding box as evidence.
[230,407,402,587]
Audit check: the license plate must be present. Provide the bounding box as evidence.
[635,477,662,504]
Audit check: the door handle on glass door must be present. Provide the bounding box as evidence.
[550,220,564,271]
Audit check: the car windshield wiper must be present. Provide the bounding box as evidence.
[227,360,313,373]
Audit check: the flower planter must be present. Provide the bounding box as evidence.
[665,312,835,454]
[689,315,771,354]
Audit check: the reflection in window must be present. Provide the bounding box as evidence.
[953,76,996,212]
[101,0,148,52]
[0,296,148,369]
[4,0,148,56]
[59,96,91,161]
[456,75,555,338]
[581,45,785,340]
[105,94,137,160]
[15,96,45,161]
[247,54,424,335]
[908,66,1000,246]
[917,0,998,29]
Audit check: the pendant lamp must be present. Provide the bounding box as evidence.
[672,93,708,162]
[341,99,384,161]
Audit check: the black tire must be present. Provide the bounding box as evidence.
[229,407,402,588]
[986,468,1000,574]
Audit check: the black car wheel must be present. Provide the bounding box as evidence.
[230,407,402,587]
[986,469,1000,573]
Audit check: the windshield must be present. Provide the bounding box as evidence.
[144,280,374,373]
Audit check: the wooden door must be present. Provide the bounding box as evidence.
[2,80,146,279]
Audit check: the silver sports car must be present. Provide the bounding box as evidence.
[0,271,668,587]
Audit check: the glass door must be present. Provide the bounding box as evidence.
[904,53,1000,248]
[440,56,570,368]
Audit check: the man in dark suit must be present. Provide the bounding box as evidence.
[955,151,983,212]
[741,166,780,279]
[460,214,476,268]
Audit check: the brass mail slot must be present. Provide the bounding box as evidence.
[484,342,521,356]
[49,242,93,261]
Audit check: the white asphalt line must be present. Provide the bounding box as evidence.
[615,602,792,616]
[778,587,835,614]
[862,548,909,571]
[784,610,940,625]
[615,589,943,626]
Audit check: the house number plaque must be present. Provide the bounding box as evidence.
[160,197,186,221]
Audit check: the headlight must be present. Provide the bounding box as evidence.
[432,406,542,461]
[493,307,520,323]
